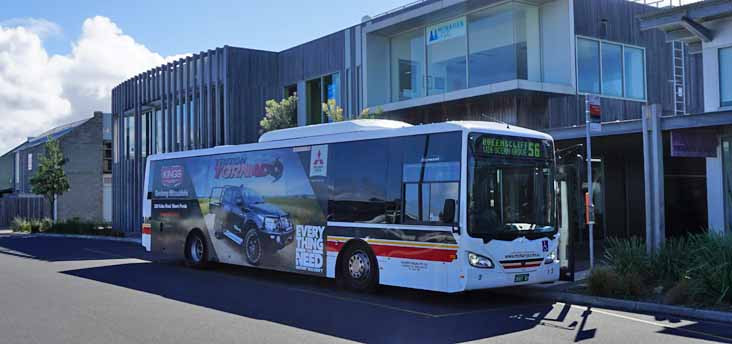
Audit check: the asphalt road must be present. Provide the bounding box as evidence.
[0,233,731,344]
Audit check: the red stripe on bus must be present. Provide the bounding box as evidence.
[370,244,457,262]
[327,240,457,262]
[502,263,541,269]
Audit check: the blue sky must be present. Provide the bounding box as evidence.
[0,0,408,153]
[4,0,408,56]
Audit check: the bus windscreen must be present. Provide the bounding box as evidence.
[467,133,556,241]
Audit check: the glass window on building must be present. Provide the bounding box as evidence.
[723,137,732,233]
[113,116,119,163]
[577,38,601,94]
[578,37,645,100]
[176,103,182,150]
[720,47,732,107]
[141,112,148,158]
[306,78,322,125]
[468,2,538,87]
[125,115,135,160]
[190,99,196,150]
[601,42,623,97]
[155,109,163,153]
[391,29,425,101]
[427,17,467,95]
[624,46,646,100]
[323,73,340,114]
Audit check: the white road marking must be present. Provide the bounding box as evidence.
[567,304,732,342]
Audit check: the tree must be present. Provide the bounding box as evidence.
[30,137,70,222]
[358,106,384,120]
[260,95,298,133]
[322,99,344,122]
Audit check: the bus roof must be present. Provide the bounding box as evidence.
[146,120,553,162]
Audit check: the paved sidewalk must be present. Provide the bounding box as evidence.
[497,282,732,325]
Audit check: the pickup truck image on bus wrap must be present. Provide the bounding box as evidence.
[209,185,295,265]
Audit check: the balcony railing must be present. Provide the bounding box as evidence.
[627,0,703,8]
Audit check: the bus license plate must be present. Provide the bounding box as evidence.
[514,274,529,283]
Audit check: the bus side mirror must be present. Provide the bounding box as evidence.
[441,199,456,224]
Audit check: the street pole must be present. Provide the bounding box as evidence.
[584,96,595,270]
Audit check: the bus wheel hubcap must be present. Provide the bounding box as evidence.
[191,237,204,262]
[348,251,370,280]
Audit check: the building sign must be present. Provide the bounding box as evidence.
[427,17,466,45]
[474,134,547,159]
[670,129,718,158]
[587,94,602,132]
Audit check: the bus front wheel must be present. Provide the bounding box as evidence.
[339,242,378,292]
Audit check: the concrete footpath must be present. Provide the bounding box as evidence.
[497,282,732,325]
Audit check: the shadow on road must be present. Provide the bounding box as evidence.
[62,261,559,343]
[0,235,151,262]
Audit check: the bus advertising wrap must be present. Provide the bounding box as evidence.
[149,146,329,275]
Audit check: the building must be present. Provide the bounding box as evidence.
[112,0,731,266]
[639,0,732,238]
[0,112,113,222]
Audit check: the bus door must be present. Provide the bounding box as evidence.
[556,146,584,281]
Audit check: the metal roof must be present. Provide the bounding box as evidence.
[2,117,92,156]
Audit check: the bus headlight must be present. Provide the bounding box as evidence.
[468,252,494,269]
[544,250,558,265]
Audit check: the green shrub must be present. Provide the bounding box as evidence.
[46,218,122,237]
[686,233,732,305]
[603,237,650,277]
[622,271,647,298]
[664,279,691,305]
[10,217,31,232]
[652,236,695,286]
[588,267,624,297]
[600,233,732,306]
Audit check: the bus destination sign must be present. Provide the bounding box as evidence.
[475,135,546,159]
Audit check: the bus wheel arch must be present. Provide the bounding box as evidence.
[336,239,379,292]
[184,228,209,269]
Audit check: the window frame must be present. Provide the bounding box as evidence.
[575,35,648,102]
[719,46,732,108]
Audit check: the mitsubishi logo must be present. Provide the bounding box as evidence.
[313,150,324,166]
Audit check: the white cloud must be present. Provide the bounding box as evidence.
[0,18,62,38]
[0,16,186,154]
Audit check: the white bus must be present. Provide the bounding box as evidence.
[142,120,559,293]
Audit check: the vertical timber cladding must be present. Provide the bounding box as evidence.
[112,49,233,232]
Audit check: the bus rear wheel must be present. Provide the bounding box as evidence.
[185,231,209,269]
[339,242,378,292]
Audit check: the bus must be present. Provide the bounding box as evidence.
[142,119,559,293]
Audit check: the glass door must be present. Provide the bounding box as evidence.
[556,146,584,281]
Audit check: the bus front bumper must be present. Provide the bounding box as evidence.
[463,261,560,290]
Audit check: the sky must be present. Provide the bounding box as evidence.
[0,0,407,154]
